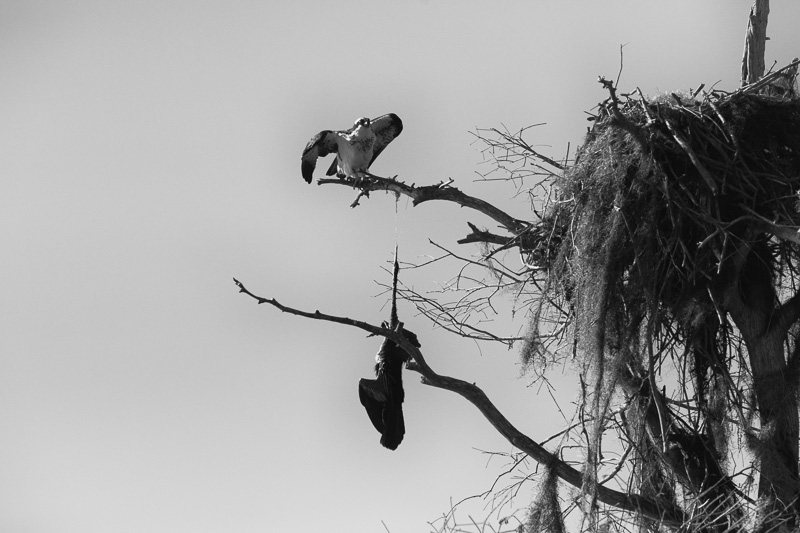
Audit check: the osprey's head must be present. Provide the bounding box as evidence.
[354,117,371,129]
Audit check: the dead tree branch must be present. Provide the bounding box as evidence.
[597,77,649,151]
[458,222,514,246]
[233,277,686,526]
[741,0,770,86]
[472,125,566,173]
[317,175,531,236]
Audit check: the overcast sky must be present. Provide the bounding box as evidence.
[2,1,800,532]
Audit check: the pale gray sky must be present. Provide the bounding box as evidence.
[2,1,799,532]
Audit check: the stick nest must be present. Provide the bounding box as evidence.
[527,69,800,366]
[546,89,800,310]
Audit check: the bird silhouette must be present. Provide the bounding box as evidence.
[358,325,419,450]
[358,248,419,450]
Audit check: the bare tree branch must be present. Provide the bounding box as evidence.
[457,222,515,247]
[472,125,566,172]
[232,278,686,526]
[317,175,531,236]
[597,77,649,151]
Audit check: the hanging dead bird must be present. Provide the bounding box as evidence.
[301,114,403,184]
[358,250,419,450]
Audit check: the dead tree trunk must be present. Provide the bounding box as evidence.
[736,1,800,522]
[741,0,770,86]
[719,237,800,521]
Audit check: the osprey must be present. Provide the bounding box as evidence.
[301,113,403,184]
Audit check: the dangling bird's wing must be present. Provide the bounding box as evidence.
[379,402,405,450]
[359,377,405,450]
[368,113,403,168]
[359,378,387,434]
[301,130,338,183]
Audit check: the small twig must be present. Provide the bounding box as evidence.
[691,83,706,99]
[350,189,370,208]
[474,126,566,172]
[615,43,627,88]
[634,88,655,125]
[599,443,634,486]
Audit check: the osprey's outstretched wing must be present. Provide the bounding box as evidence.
[369,113,403,167]
[358,378,388,434]
[301,130,338,184]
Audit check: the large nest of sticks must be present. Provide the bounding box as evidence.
[528,64,800,365]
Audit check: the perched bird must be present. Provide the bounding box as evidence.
[301,113,403,184]
[358,324,420,450]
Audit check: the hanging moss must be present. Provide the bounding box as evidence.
[529,87,800,367]
[524,465,565,533]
